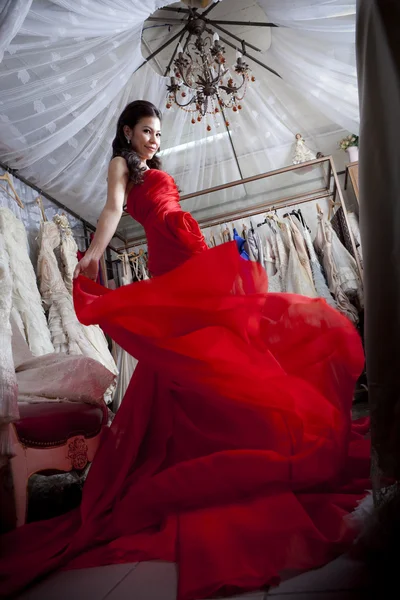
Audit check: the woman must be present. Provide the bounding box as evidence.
[0,101,370,600]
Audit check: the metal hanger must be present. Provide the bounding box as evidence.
[0,172,24,208]
[35,195,47,222]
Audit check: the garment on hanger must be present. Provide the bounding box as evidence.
[329,221,363,308]
[54,214,79,295]
[330,207,356,259]
[262,237,276,278]
[286,217,314,285]
[37,221,116,403]
[347,212,363,269]
[120,251,133,286]
[247,228,264,265]
[0,233,19,458]
[139,253,149,280]
[221,225,231,243]
[263,236,282,292]
[0,172,24,209]
[282,221,317,297]
[293,218,337,309]
[233,228,250,260]
[54,214,118,392]
[314,212,360,323]
[0,208,54,356]
[264,221,289,292]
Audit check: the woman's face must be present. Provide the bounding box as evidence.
[124,116,161,161]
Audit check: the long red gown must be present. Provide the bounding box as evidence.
[0,169,370,599]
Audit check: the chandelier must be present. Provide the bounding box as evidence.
[166,18,255,130]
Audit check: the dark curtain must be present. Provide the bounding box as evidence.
[356,0,400,488]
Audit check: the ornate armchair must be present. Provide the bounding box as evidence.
[8,319,114,527]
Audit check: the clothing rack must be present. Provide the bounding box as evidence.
[117,156,362,281]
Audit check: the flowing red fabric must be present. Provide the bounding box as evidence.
[0,170,370,599]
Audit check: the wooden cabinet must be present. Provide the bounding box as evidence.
[345,162,359,203]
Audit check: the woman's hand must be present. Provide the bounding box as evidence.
[73,254,99,281]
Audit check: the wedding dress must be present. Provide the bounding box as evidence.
[54,214,118,390]
[0,208,54,356]
[267,220,289,292]
[292,217,338,309]
[257,225,282,293]
[37,221,116,403]
[283,221,317,297]
[314,212,359,323]
[0,232,18,458]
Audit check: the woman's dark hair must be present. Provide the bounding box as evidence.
[112,100,162,185]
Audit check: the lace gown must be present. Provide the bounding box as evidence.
[0,170,370,600]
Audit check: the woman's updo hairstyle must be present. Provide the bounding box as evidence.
[112,100,162,185]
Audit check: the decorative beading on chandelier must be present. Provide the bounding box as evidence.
[166,18,255,130]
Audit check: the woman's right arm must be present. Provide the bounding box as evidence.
[74,157,129,280]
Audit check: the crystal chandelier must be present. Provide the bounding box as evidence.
[166,18,255,130]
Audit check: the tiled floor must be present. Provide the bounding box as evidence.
[17,554,369,600]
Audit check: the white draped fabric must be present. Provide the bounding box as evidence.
[261,1,358,133]
[0,1,358,228]
[0,0,32,62]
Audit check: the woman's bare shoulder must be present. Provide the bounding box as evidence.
[109,156,128,173]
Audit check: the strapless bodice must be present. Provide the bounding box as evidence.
[126,169,181,227]
[125,169,207,276]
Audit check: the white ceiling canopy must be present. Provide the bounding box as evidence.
[0,1,358,236]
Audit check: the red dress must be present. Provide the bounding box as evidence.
[0,169,370,599]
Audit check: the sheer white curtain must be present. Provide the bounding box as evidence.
[263,0,356,39]
[0,0,32,62]
[259,0,359,133]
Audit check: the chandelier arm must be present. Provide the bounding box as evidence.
[207,22,263,53]
[147,17,186,24]
[230,74,247,93]
[137,26,189,74]
[209,20,278,28]
[176,68,195,89]
[205,28,282,79]
[183,31,193,53]
[158,6,191,14]
[174,92,197,108]
[164,28,188,76]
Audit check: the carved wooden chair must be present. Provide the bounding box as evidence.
[9,400,108,526]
